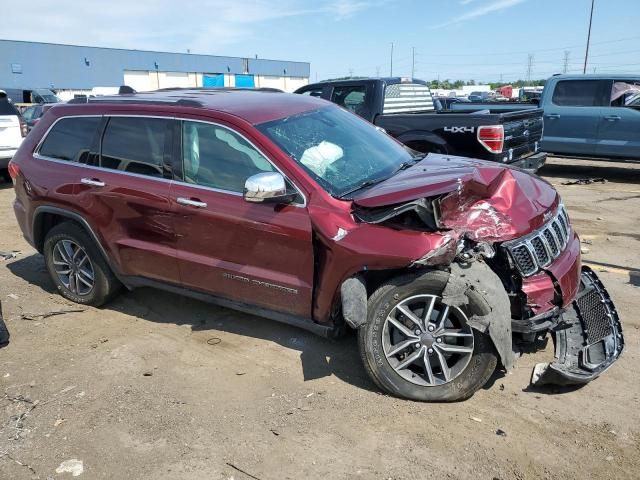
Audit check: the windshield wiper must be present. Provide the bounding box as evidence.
[338,178,388,199]
[391,154,426,175]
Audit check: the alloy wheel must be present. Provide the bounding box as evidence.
[382,294,474,386]
[52,239,95,296]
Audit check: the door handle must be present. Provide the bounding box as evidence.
[604,115,621,121]
[80,178,105,187]
[545,113,560,119]
[176,197,207,208]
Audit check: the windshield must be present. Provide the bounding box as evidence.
[257,106,415,198]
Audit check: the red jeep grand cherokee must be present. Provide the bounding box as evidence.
[9,89,623,401]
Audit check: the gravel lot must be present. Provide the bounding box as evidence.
[0,156,638,480]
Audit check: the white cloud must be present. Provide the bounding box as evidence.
[436,0,526,28]
[0,0,381,53]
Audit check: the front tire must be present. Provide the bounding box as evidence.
[358,270,497,402]
[44,222,121,307]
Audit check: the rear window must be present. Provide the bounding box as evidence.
[0,101,19,116]
[551,80,605,106]
[39,117,101,163]
[383,83,434,114]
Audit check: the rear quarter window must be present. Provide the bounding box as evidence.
[551,80,607,107]
[38,117,101,163]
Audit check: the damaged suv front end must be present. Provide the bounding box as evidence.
[258,103,623,401]
[350,154,624,388]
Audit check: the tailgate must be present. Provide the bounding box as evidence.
[501,109,544,160]
[0,115,22,150]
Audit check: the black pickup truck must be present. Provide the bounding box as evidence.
[295,78,546,171]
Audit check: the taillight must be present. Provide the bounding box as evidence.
[19,117,28,137]
[477,125,504,154]
[8,161,20,180]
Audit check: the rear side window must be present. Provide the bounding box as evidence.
[0,100,19,116]
[101,117,172,178]
[39,117,101,163]
[383,83,434,114]
[551,80,605,106]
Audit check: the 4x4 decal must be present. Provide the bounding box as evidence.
[443,126,475,133]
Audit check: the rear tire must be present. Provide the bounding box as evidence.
[358,270,497,402]
[43,222,121,307]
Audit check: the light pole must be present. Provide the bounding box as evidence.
[583,0,595,74]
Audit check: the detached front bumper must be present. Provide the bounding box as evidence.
[531,266,624,386]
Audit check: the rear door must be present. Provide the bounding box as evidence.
[596,79,640,158]
[70,115,181,284]
[169,118,314,318]
[0,101,22,161]
[541,79,609,156]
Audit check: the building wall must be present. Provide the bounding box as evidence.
[0,39,310,92]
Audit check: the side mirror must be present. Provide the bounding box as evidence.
[244,172,295,204]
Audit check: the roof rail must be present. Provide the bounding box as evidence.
[67,96,203,107]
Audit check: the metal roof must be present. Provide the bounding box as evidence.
[0,39,310,90]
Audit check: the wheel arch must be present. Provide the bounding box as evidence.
[33,206,120,278]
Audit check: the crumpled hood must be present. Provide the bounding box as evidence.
[353,153,558,241]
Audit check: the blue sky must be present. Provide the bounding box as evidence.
[3,0,639,82]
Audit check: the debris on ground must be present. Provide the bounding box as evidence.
[226,462,263,480]
[496,429,507,437]
[55,459,84,476]
[19,309,85,321]
[0,250,19,261]
[581,239,593,245]
[470,417,483,423]
[54,418,66,427]
[7,294,18,300]
[581,247,590,254]
[561,177,606,186]
[236,371,247,376]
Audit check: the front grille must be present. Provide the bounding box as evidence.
[504,204,571,277]
[576,288,612,344]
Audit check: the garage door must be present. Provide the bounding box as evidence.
[123,71,152,92]
[161,72,193,89]
[235,75,255,88]
[203,74,225,87]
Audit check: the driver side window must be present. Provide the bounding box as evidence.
[181,121,275,193]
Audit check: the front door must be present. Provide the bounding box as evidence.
[541,79,608,156]
[596,79,640,158]
[169,119,314,318]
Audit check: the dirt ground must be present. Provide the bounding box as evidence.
[0,157,638,480]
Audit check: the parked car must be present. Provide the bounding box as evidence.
[9,89,623,401]
[0,91,26,182]
[541,74,640,159]
[467,91,492,102]
[295,78,546,171]
[433,96,470,109]
[20,104,46,131]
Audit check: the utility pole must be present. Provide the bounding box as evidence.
[390,43,394,76]
[499,73,503,83]
[563,50,570,74]
[584,0,595,73]
[411,47,415,79]
[526,53,534,85]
